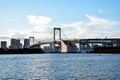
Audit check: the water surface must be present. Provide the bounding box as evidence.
[0,53,120,80]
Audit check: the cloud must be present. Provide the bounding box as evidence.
[61,14,120,39]
[85,14,119,29]
[27,15,52,26]
[10,15,53,42]
[0,36,10,40]
[11,32,27,39]
[26,15,53,38]
[0,15,54,41]
[98,9,105,14]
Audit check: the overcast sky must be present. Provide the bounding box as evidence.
[0,0,120,44]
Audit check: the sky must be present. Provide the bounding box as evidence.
[0,0,120,45]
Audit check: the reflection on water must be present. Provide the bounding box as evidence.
[0,54,120,80]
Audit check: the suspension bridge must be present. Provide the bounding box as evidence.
[30,27,120,53]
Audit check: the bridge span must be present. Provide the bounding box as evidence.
[30,38,120,53]
[29,27,120,53]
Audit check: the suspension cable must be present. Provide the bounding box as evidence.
[61,30,69,40]
[42,29,53,42]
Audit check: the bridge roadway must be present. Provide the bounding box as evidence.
[30,38,120,47]
[30,40,61,47]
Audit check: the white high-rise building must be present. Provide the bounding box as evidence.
[1,41,7,49]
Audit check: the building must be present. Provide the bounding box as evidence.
[1,41,7,49]
[9,38,22,49]
[24,39,30,48]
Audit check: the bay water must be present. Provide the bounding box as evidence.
[0,53,120,80]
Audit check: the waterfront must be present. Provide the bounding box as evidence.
[0,54,120,80]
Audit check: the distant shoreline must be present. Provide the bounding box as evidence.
[0,48,44,54]
[88,47,120,53]
[1,47,120,54]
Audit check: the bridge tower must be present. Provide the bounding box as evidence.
[53,27,61,52]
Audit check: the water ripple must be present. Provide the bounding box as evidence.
[0,54,120,80]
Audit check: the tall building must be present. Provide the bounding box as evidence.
[1,41,7,49]
[24,39,30,48]
[9,38,22,49]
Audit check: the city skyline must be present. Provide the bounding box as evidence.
[0,0,120,43]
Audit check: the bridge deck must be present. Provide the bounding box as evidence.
[30,38,120,47]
